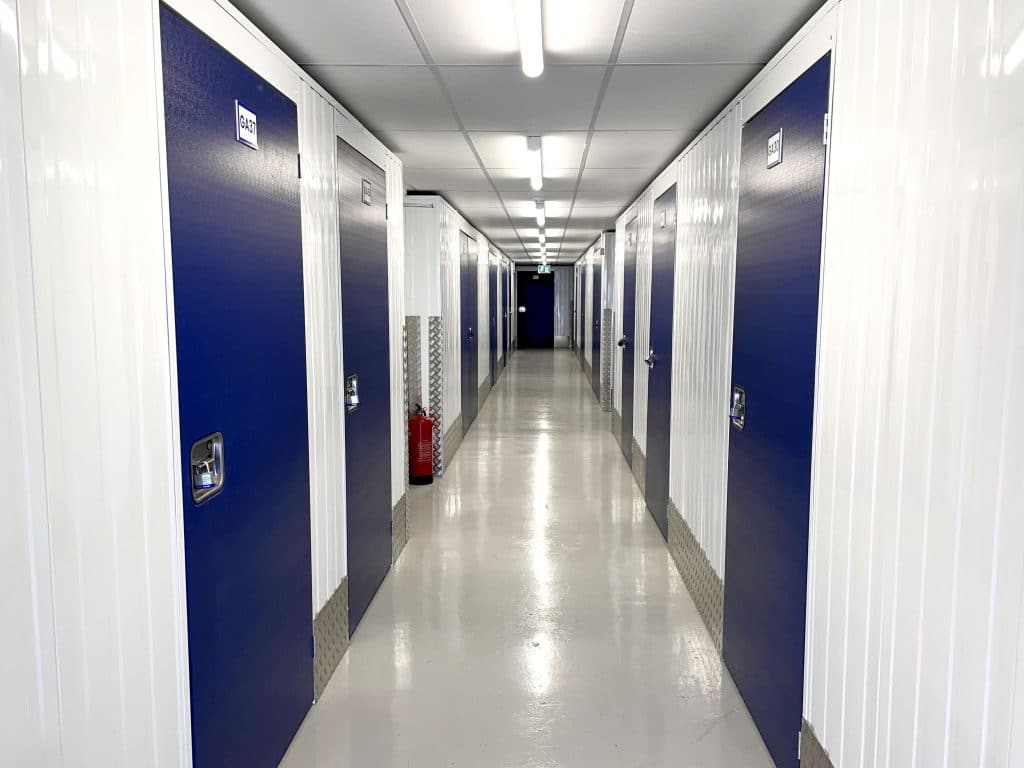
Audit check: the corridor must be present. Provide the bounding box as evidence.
[281,351,772,768]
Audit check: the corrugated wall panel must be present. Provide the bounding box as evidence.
[17,0,192,762]
[805,0,1024,764]
[632,189,655,453]
[1,1,62,760]
[612,215,627,413]
[667,108,741,577]
[477,233,489,386]
[583,252,594,364]
[440,201,461,425]
[299,85,347,612]
[387,154,406,505]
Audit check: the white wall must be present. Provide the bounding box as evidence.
[404,201,442,408]
[804,0,1024,763]
[477,233,490,387]
[1,1,61,761]
[8,0,194,763]
[386,153,406,506]
[439,201,461,427]
[299,85,347,613]
[667,107,741,578]
[629,186,656,454]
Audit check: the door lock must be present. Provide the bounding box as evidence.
[345,374,360,414]
[190,432,224,504]
[730,385,746,431]
[644,349,657,368]
[617,335,629,348]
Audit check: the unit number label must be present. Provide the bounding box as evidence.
[767,128,783,169]
[235,101,258,150]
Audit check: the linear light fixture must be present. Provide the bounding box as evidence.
[538,231,545,245]
[514,0,544,78]
[526,135,543,192]
[535,199,546,227]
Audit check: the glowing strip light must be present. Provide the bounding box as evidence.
[526,135,543,191]
[535,199,546,227]
[514,0,544,78]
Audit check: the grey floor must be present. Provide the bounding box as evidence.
[281,350,773,768]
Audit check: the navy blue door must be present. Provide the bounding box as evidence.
[722,54,831,768]
[161,8,312,766]
[517,270,555,348]
[460,232,478,431]
[338,140,392,634]
[644,185,677,539]
[620,216,638,465]
[489,258,498,381]
[591,263,602,398]
[502,262,510,364]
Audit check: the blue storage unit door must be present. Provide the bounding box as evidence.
[517,270,555,348]
[619,216,638,465]
[591,262,602,398]
[643,186,677,539]
[338,140,393,634]
[489,258,498,381]
[160,7,312,766]
[722,53,831,768]
[460,232,479,432]
[502,262,510,364]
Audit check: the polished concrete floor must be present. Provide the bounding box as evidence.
[281,350,773,768]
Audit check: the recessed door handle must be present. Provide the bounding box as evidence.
[644,349,657,368]
[617,335,629,348]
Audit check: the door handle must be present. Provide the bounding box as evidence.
[345,374,360,414]
[644,349,657,368]
[468,327,474,340]
[617,335,629,348]
[730,385,746,430]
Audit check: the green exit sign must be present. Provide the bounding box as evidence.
[538,264,552,274]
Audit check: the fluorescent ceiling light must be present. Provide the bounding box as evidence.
[514,0,544,78]
[539,232,545,245]
[526,135,543,192]
[535,199,546,227]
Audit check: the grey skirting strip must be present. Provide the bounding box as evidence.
[631,439,646,496]
[392,493,408,564]
[442,416,463,470]
[611,409,622,449]
[800,721,835,768]
[667,500,724,652]
[313,576,349,700]
[478,377,492,407]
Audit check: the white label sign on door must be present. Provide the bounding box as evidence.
[767,128,783,169]
[235,101,258,149]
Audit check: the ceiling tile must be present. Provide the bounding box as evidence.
[445,190,506,211]
[586,130,689,168]
[385,131,477,167]
[596,64,759,130]
[575,169,653,205]
[618,0,821,64]
[403,0,519,65]
[491,173,577,199]
[470,132,587,172]
[304,67,457,131]
[443,66,605,131]
[232,0,423,65]
[543,0,624,63]
[404,167,492,192]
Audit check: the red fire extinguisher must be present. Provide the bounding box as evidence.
[408,405,433,485]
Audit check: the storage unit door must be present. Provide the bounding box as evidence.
[643,186,677,540]
[339,140,393,634]
[161,7,312,766]
[517,271,555,348]
[620,216,638,465]
[722,53,831,768]
[489,260,498,381]
[460,232,478,432]
[591,262,602,398]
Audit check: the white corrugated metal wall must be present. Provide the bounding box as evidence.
[1,0,62,759]
[403,201,442,408]
[439,201,461,429]
[299,85,347,612]
[631,187,656,455]
[612,211,630,415]
[804,0,1024,763]
[386,154,406,506]
[583,250,594,365]
[667,108,741,578]
[476,233,490,387]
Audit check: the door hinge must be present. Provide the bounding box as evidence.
[823,112,831,146]
[297,153,302,179]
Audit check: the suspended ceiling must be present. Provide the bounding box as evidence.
[233,0,824,263]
